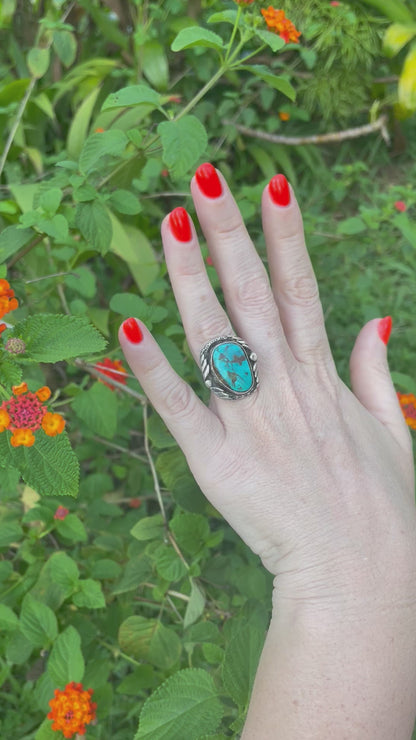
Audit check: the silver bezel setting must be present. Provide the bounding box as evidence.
[199,335,259,401]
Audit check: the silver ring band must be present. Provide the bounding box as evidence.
[200,335,259,401]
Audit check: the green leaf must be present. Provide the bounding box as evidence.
[75,200,113,253]
[109,216,159,295]
[0,226,34,263]
[170,512,210,556]
[171,27,224,52]
[336,216,367,235]
[67,87,101,159]
[73,579,105,608]
[184,580,205,629]
[153,543,188,582]
[79,129,128,173]
[111,554,152,594]
[398,44,416,112]
[130,514,165,542]
[64,265,97,298]
[72,382,118,439]
[35,718,57,740]
[383,23,416,57]
[158,116,208,178]
[5,630,33,664]
[39,188,63,214]
[0,520,23,547]
[102,84,161,110]
[20,594,58,648]
[56,514,87,543]
[11,313,106,361]
[45,551,80,597]
[0,604,19,631]
[147,414,176,449]
[37,214,69,242]
[1,431,79,498]
[254,29,286,53]
[141,41,169,91]
[243,65,296,100]
[359,0,413,24]
[109,189,142,215]
[207,10,238,25]
[119,616,182,669]
[393,212,416,247]
[52,29,77,67]
[134,668,223,739]
[222,624,264,708]
[47,626,84,686]
[27,47,50,78]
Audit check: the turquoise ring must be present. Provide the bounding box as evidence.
[200,336,259,401]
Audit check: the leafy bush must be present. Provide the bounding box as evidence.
[0,1,415,738]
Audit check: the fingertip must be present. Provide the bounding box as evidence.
[119,317,145,346]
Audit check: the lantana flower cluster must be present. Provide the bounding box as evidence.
[234,3,301,44]
[397,392,416,431]
[48,681,97,738]
[0,382,65,447]
[0,278,18,336]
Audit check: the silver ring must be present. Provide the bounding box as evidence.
[200,335,259,401]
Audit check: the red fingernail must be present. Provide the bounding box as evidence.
[169,207,192,242]
[268,174,290,206]
[122,317,143,344]
[377,316,392,345]
[195,163,222,198]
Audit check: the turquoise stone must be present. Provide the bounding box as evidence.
[211,342,254,394]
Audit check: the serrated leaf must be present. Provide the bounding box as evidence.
[11,313,106,361]
[1,431,79,498]
[109,189,142,214]
[72,578,105,608]
[119,616,182,669]
[47,625,84,685]
[170,512,210,556]
[27,47,50,78]
[153,543,188,582]
[102,84,161,110]
[158,116,208,179]
[0,225,34,262]
[171,27,224,52]
[130,513,164,542]
[222,624,264,708]
[20,594,58,648]
[135,668,223,740]
[72,381,117,439]
[0,353,23,388]
[79,129,128,174]
[76,200,113,252]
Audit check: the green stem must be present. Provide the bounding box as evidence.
[172,65,227,122]
[233,43,267,67]
[224,5,243,64]
[0,77,37,180]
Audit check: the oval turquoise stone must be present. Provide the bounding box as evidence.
[211,342,254,394]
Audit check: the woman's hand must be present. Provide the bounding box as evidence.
[119,165,415,608]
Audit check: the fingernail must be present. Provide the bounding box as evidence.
[377,316,392,345]
[122,317,143,344]
[195,163,222,198]
[169,207,192,242]
[269,174,290,206]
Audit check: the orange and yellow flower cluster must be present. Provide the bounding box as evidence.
[48,681,97,738]
[397,392,416,431]
[0,278,18,336]
[261,7,301,43]
[0,382,65,447]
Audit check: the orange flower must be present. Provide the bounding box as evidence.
[279,111,290,121]
[0,279,19,329]
[0,384,65,447]
[261,7,301,43]
[397,392,416,430]
[95,358,127,390]
[48,681,97,738]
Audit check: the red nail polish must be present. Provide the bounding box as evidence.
[169,207,192,242]
[268,174,290,206]
[377,316,392,345]
[195,163,222,198]
[122,317,143,344]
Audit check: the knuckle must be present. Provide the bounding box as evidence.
[282,273,320,307]
[163,379,195,419]
[235,271,273,312]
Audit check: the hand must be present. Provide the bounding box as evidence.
[119,165,416,613]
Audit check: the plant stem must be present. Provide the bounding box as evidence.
[143,401,167,525]
[0,77,36,180]
[224,6,242,64]
[172,65,227,123]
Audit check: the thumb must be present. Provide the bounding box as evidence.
[349,316,410,449]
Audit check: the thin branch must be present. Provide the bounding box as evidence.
[224,114,390,146]
[143,401,167,525]
[73,358,146,402]
[0,77,37,180]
